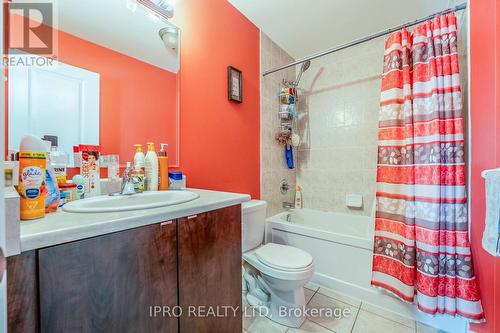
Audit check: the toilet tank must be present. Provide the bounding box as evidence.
[241,200,267,252]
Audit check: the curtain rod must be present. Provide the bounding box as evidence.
[262,2,467,77]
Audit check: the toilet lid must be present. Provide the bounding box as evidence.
[254,243,313,271]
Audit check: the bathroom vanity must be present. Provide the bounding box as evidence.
[6,189,249,333]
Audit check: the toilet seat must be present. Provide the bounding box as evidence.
[255,243,313,272]
[243,243,315,280]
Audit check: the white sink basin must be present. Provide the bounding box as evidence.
[62,191,200,213]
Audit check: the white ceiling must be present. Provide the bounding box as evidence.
[228,0,457,60]
[14,0,180,72]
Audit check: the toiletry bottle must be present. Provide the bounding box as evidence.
[72,174,85,199]
[42,139,60,213]
[4,161,14,187]
[73,146,81,167]
[43,135,68,185]
[145,142,159,191]
[18,135,47,220]
[133,144,145,170]
[133,144,145,192]
[294,185,303,209]
[158,143,169,190]
[132,165,145,193]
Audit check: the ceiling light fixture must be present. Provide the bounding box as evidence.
[137,0,174,20]
[159,26,179,51]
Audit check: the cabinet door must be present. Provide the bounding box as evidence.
[178,205,242,333]
[7,251,38,333]
[38,221,178,333]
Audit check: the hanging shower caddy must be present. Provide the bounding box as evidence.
[275,81,299,169]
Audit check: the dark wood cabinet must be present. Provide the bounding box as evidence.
[7,250,38,333]
[38,221,178,333]
[6,205,242,333]
[178,205,242,333]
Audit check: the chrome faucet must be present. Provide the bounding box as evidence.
[282,202,294,210]
[120,166,137,195]
[110,163,138,196]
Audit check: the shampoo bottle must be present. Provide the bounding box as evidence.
[158,143,169,190]
[145,142,159,191]
[294,185,303,209]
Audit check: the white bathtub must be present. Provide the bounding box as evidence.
[265,208,468,333]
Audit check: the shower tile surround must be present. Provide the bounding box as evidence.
[260,32,297,216]
[294,39,382,215]
[261,14,468,216]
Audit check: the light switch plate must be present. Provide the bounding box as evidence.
[346,193,363,208]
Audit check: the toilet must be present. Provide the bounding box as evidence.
[242,200,314,328]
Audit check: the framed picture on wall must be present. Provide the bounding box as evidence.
[228,66,243,103]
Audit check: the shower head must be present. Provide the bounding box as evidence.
[301,60,311,72]
[294,60,311,86]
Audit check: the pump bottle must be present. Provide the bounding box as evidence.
[158,143,169,190]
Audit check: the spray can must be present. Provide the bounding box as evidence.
[18,135,47,220]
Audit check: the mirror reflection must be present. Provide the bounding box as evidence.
[7,0,180,167]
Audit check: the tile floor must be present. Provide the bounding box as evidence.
[242,282,449,333]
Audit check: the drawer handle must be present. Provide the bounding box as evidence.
[187,215,198,220]
[160,221,173,226]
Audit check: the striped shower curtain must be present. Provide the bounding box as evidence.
[371,13,484,321]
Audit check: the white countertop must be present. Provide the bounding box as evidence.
[18,189,251,252]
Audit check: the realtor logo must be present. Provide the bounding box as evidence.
[8,1,55,56]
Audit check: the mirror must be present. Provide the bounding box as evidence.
[6,0,180,167]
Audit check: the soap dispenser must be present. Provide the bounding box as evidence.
[145,142,159,191]
[158,143,169,190]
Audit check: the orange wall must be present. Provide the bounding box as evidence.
[54,28,179,166]
[6,14,179,166]
[173,0,261,198]
[469,1,500,332]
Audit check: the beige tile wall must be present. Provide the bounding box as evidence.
[260,32,296,216]
[295,38,383,215]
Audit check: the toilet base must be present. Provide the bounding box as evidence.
[265,287,307,328]
[243,268,309,328]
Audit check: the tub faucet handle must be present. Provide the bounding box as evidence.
[280,179,290,194]
[282,202,294,209]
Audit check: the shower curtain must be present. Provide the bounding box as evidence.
[371,13,484,321]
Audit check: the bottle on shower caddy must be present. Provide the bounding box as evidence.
[294,185,303,209]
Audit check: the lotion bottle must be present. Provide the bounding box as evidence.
[133,144,145,191]
[145,142,159,191]
[158,143,169,190]
[133,144,145,170]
